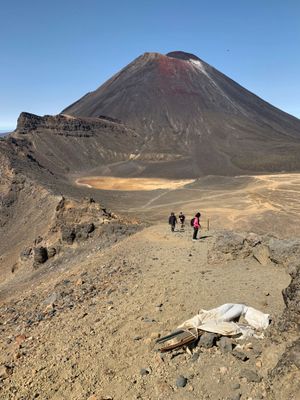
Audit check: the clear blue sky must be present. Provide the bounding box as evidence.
[1,0,299,130]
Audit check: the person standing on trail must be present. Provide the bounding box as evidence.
[178,212,185,230]
[168,212,177,232]
[192,212,201,241]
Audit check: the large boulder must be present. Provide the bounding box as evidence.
[33,247,48,265]
[75,222,95,241]
[208,230,300,269]
[252,244,271,266]
[208,230,251,263]
[268,238,300,266]
[61,226,76,244]
[280,264,300,330]
[267,260,300,398]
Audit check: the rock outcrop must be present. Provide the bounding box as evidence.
[11,195,141,277]
[16,112,137,138]
[208,230,300,268]
[268,262,300,398]
[1,112,143,177]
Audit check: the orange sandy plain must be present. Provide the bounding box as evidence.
[76,176,195,191]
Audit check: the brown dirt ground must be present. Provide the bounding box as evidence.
[0,224,292,400]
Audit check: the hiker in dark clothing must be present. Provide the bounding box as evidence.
[192,212,201,240]
[168,212,177,232]
[178,212,185,230]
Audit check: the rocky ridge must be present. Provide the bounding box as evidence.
[16,112,138,138]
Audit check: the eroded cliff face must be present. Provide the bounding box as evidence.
[6,112,143,177]
[16,112,135,137]
[0,149,57,281]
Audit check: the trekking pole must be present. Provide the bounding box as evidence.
[207,218,210,231]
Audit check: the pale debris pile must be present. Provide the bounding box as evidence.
[157,303,270,352]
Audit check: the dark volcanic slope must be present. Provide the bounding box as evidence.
[13,112,142,175]
[0,114,142,281]
[63,51,300,177]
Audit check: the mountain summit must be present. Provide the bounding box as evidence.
[62,51,300,176]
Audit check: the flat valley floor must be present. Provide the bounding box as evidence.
[74,173,300,237]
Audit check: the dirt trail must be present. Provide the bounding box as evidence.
[0,224,290,399]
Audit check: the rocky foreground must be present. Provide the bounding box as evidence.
[0,225,299,399]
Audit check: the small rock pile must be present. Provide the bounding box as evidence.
[208,230,300,270]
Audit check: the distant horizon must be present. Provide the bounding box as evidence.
[1,1,300,130]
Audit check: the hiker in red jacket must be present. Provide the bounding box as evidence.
[192,212,201,241]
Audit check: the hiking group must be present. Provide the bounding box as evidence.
[168,211,201,240]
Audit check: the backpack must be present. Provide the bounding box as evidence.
[190,217,195,227]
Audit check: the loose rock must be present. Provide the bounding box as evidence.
[231,383,240,390]
[47,247,56,258]
[0,365,13,378]
[240,368,261,382]
[217,336,233,352]
[43,292,59,306]
[199,332,217,348]
[191,351,200,362]
[176,375,188,388]
[230,393,241,400]
[252,244,271,265]
[140,368,151,376]
[232,350,249,361]
[20,247,32,261]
